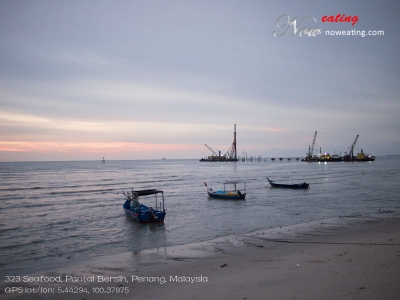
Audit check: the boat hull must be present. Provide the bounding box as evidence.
[269,183,309,189]
[267,178,309,189]
[123,200,165,223]
[207,191,246,199]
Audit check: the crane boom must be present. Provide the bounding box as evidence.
[307,131,317,159]
[343,134,359,160]
[225,141,235,159]
[349,135,359,158]
[310,131,317,157]
[204,144,217,156]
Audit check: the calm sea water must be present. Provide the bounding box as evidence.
[1,157,399,276]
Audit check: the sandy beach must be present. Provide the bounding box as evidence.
[4,215,400,300]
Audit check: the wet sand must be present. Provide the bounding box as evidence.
[4,215,400,300]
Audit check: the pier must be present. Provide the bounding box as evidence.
[201,156,301,162]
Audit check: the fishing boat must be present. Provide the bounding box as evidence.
[204,182,246,199]
[121,189,166,223]
[267,178,309,189]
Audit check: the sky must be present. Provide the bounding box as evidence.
[0,0,399,161]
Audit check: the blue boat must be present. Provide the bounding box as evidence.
[267,178,309,189]
[121,189,166,223]
[204,181,246,199]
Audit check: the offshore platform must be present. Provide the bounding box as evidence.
[200,124,238,162]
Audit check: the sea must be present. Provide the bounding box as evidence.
[1,157,399,278]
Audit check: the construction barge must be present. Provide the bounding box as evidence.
[301,133,375,162]
[200,124,238,162]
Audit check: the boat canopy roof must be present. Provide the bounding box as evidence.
[132,189,163,196]
[223,181,246,191]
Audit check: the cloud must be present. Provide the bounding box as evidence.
[0,0,399,160]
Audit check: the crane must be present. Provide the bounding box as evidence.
[225,141,236,161]
[306,131,317,160]
[204,144,217,156]
[225,124,237,161]
[201,124,238,162]
[204,144,223,160]
[344,135,359,160]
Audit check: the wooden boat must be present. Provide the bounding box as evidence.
[121,189,166,223]
[204,182,246,199]
[267,178,309,189]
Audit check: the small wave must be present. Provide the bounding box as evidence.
[0,226,20,233]
[0,239,43,250]
[0,182,120,193]
[22,203,53,209]
[49,188,117,195]
[0,186,48,192]
[0,196,26,201]
[377,209,395,214]
[339,213,363,218]
[105,215,122,220]
[53,220,71,226]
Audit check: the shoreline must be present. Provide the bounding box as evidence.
[3,212,400,299]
